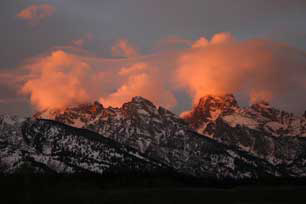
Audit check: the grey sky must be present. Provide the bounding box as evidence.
[0,0,306,116]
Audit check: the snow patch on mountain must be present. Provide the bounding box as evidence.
[223,113,259,129]
[33,96,282,179]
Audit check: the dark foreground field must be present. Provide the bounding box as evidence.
[1,175,306,204]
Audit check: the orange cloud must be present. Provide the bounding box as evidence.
[118,63,148,76]
[100,68,176,109]
[192,32,234,48]
[192,37,209,48]
[18,33,306,114]
[211,32,235,44]
[177,37,306,110]
[21,51,92,110]
[17,4,55,25]
[112,39,138,58]
[21,50,176,111]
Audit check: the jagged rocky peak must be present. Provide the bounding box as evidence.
[35,101,104,118]
[184,94,240,121]
[248,100,294,122]
[250,100,271,112]
[128,96,177,117]
[122,96,158,116]
[67,101,104,114]
[182,94,240,137]
[130,96,156,109]
[33,101,105,128]
[92,101,104,112]
[131,96,154,105]
[196,94,239,115]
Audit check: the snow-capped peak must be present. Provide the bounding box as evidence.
[122,96,158,117]
[250,100,272,115]
[2,96,306,178]
[184,93,306,139]
[34,101,104,128]
[131,96,153,104]
[34,101,104,119]
[251,100,270,109]
[183,94,240,137]
[129,96,157,110]
[196,94,239,113]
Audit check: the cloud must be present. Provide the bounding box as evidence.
[192,32,234,48]
[21,51,93,110]
[118,63,148,76]
[176,36,306,112]
[17,4,55,25]
[20,50,176,111]
[211,32,235,44]
[192,37,210,48]
[112,39,138,58]
[18,33,306,114]
[100,63,176,108]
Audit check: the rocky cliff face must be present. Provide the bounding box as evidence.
[183,94,240,137]
[183,95,306,138]
[34,97,282,179]
[0,115,169,175]
[182,94,306,176]
[2,95,306,179]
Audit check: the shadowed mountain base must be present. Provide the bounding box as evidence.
[1,175,306,204]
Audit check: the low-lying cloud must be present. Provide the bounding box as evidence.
[21,51,93,110]
[177,35,306,112]
[18,33,306,114]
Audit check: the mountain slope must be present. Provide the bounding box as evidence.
[183,94,306,176]
[0,114,27,173]
[36,97,282,179]
[0,116,169,175]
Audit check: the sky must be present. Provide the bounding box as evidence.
[1,0,306,116]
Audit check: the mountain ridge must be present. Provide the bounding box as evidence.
[183,94,306,175]
[31,96,301,177]
[1,116,171,175]
[1,95,306,179]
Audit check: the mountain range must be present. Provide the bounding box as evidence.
[1,94,306,180]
